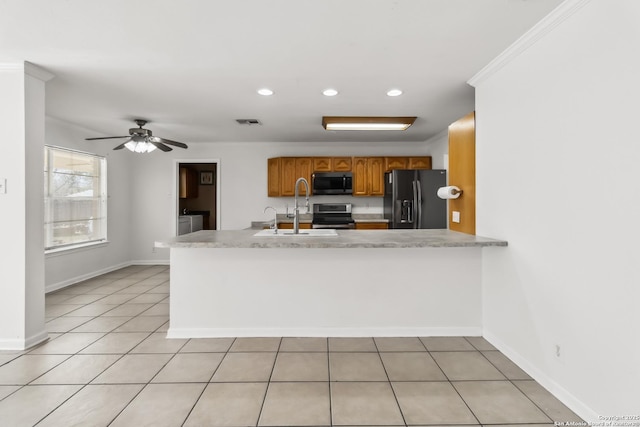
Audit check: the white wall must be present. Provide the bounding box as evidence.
[129,140,439,262]
[0,64,49,349]
[424,129,449,170]
[472,0,640,418]
[44,117,133,291]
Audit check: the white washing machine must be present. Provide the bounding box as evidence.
[178,215,203,235]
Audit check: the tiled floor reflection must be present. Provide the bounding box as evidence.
[0,265,584,426]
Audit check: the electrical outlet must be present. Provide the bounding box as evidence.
[555,344,561,358]
[452,211,460,223]
[0,178,6,194]
[152,246,156,253]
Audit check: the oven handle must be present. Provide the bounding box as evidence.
[312,223,354,229]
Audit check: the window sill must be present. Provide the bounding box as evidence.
[45,240,110,258]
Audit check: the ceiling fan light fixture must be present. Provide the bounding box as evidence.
[125,139,157,153]
[322,116,417,131]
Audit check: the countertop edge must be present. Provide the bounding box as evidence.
[155,229,507,249]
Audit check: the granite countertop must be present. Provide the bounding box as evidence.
[155,229,507,249]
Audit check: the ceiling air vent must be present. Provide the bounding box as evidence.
[236,119,262,125]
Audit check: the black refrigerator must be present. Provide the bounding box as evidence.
[383,169,447,229]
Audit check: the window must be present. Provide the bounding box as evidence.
[44,146,107,251]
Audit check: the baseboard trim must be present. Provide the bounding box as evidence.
[130,259,170,266]
[483,330,598,422]
[0,329,49,351]
[45,261,133,293]
[166,326,482,339]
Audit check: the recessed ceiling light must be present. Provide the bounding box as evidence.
[323,88,338,97]
[387,89,403,97]
[257,88,274,96]
[322,116,417,131]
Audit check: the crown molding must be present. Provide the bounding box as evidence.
[25,62,54,82]
[468,0,591,87]
[0,62,54,81]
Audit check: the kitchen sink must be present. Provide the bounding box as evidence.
[253,228,338,237]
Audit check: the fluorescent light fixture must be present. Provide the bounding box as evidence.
[322,88,338,96]
[257,88,274,96]
[387,89,403,97]
[322,116,417,131]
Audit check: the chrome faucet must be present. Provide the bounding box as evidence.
[263,206,278,234]
[293,177,310,234]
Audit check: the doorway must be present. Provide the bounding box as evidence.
[176,160,220,234]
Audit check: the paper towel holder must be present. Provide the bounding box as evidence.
[437,185,463,199]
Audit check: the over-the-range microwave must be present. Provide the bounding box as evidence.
[312,172,353,195]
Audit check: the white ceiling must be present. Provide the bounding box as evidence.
[0,0,563,145]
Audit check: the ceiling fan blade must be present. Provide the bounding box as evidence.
[85,136,130,140]
[151,136,188,149]
[113,143,127,150]
[149,141,172,152]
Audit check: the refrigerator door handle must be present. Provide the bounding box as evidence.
[416,179,423,229]
[412,180,418,229]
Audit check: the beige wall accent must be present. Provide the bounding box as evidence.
[448,111,475,234]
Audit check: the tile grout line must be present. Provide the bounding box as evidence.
[373,338,408,427]
[429,337,483,426]
[326,337,333,427]
[31,268,167,425]
[179,337,237,427]
[254,337,282,427]
[476,342,555,424]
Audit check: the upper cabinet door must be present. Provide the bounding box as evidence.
[385,157,408,171]
[408,157,432,169]
[313,157,332,172]
[295,157,313,195]
[280,157,297,196]
[267,158,281,197]
[332,157,352,171]
[352,157,368,196]
[368,157,385,196]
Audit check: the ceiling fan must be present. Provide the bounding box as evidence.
[85,119,188,153]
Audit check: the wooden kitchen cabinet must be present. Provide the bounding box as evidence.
[267,157,281,197]
[179,166,198,199]
[355,222,388,230]
[353,157,384,196]
[278,222,312,229]
[384,156,432,171]
[312,157,352,172]
[332,157,352,171]
[385,157,408,171]
[295,157,313,195]
[275,157,312,196]
[279,157,297,196]
[408,156,432,169]
[368,157,385,196]
[313,157,332,172]
[352,157,368,196]
[268,155,429,197]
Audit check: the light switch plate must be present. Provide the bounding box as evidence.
[0,178,6,194]
[452,211,460,223]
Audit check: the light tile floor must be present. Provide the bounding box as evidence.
[0,265,585,426]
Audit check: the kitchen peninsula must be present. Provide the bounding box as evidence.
[155,229,506,338]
